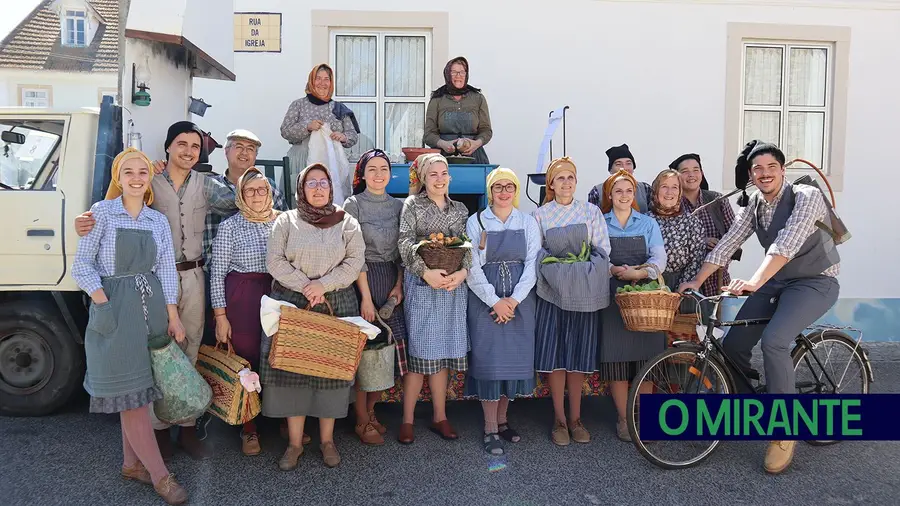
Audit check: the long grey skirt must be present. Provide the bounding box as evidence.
[262,385,353,419]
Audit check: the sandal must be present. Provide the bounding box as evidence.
[483,433,504,456]
[497,423,521,443]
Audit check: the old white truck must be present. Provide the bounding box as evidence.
[0,100,122,416]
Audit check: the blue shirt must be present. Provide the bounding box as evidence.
[72,197,178,304]
[604,210,667,279]
[465,207,541,306]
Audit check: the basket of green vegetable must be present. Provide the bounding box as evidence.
[614,265,681,332]
[415,232,472,273]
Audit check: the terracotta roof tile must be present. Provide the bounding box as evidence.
[0,0,118,72]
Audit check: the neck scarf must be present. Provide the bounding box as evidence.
[486,167,520,208]
[543,157,577,205]
[295,163,345,229]
[431,56,482,99]
[650,169,683,217]
[600,169,640,214]
[409,153,448,195]
[236,167,277,223]
[352,148,391,195]
[105,147,155,205]
[305,63,334,103]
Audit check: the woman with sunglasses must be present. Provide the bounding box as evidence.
[342,149,409,446]
[464,168,540,456]
[262,163,365,470]
[209,167,279,457]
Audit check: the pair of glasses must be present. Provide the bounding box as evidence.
[450,71,467,77]
[305,179,331,190]
[242,187,269,197]
[491,183,516,194]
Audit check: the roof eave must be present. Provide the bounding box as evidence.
[125,28,236,82]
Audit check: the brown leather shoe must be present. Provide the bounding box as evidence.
[355,422,385,446]
[429,419,459,440]
[397,423,415,444]
[121,461,152,485]
[154,429,174,461]
[368,410,387,435]
[153,474,188,505]
[178,425,211,461]
[278,445,303,471]
[320,441,341,468]
[242,431,261,456]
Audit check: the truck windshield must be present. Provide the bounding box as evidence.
[0,120,63,190]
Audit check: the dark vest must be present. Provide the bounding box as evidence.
[752,184,840,281]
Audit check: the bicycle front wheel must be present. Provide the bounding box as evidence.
[792,329,871,446]
[626,347,734,470]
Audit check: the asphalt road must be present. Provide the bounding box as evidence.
[2,353,899,506]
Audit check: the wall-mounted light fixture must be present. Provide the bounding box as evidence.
[188,97,211,117]
[131,59,151,107]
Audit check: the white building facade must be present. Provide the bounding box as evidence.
[186,0,899,341]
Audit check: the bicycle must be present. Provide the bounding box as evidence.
[624,288,875,470]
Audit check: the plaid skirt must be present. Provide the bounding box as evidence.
[360,261,408,377]
[260,281,360,390]
[407,355,468,376]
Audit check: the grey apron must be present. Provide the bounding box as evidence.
[439,109,489,164]
[467,225,536,381]
[598,235,666,363]
[83,228,167,398]
[535,223,610,312]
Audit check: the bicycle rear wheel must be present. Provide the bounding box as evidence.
[792,329,871,446]
[626,346,734,470]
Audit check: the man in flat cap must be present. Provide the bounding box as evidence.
[588,143,652,213]
[74,121,237,461]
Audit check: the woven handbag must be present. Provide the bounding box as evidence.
[269,300,368,381]
[196,343,261,425]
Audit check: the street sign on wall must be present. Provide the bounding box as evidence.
[234,12,282,52]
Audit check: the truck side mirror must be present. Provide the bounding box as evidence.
[1,131,26,145]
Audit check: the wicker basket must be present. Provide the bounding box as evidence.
[269,301,368,381]
[417,244,467,272]
[614,266,682,332]
[196,343,261,425]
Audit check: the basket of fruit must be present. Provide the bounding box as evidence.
[614,265,682,332]
[415,233,472,273]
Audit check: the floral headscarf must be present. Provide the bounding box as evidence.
[650,169,683,217]
[352,148,391,195]
[236,167,277,222]
[295,163,345,229]
[409,153,449,195]
[104,147,155,205]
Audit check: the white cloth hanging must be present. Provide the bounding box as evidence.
[306,124,352,205]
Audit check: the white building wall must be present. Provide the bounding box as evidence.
[122,38,192,161]
[0,69,116,108]
[191,0,900,302]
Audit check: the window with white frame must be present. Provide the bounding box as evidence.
[21,88,50,108]
[65,9,87,47]
[330,30,431,161]
[741,42,832,169]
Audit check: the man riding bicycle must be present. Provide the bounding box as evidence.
[678,140,840,475]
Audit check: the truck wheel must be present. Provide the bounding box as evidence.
[0,302,84,416]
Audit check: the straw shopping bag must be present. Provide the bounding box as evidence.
[269,300,368,381]
[356,313,396,392]
[196,342,261,425]
[148,334,213,425]
[614,264,682,333]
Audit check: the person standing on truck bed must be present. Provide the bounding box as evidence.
[71,147,189,505]
[75,121,237,461]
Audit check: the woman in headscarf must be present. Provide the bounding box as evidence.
[261,163,366,471]
[72,147,188,504]
[280,63,360,191]
[424,56,493,164]
[342,149,409,446]
[464,168,540,456]
[531,157,611,447]
[396,153,472,445]
[597,169,667,442]
[210,167,279,457]
[647,169,706,297]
